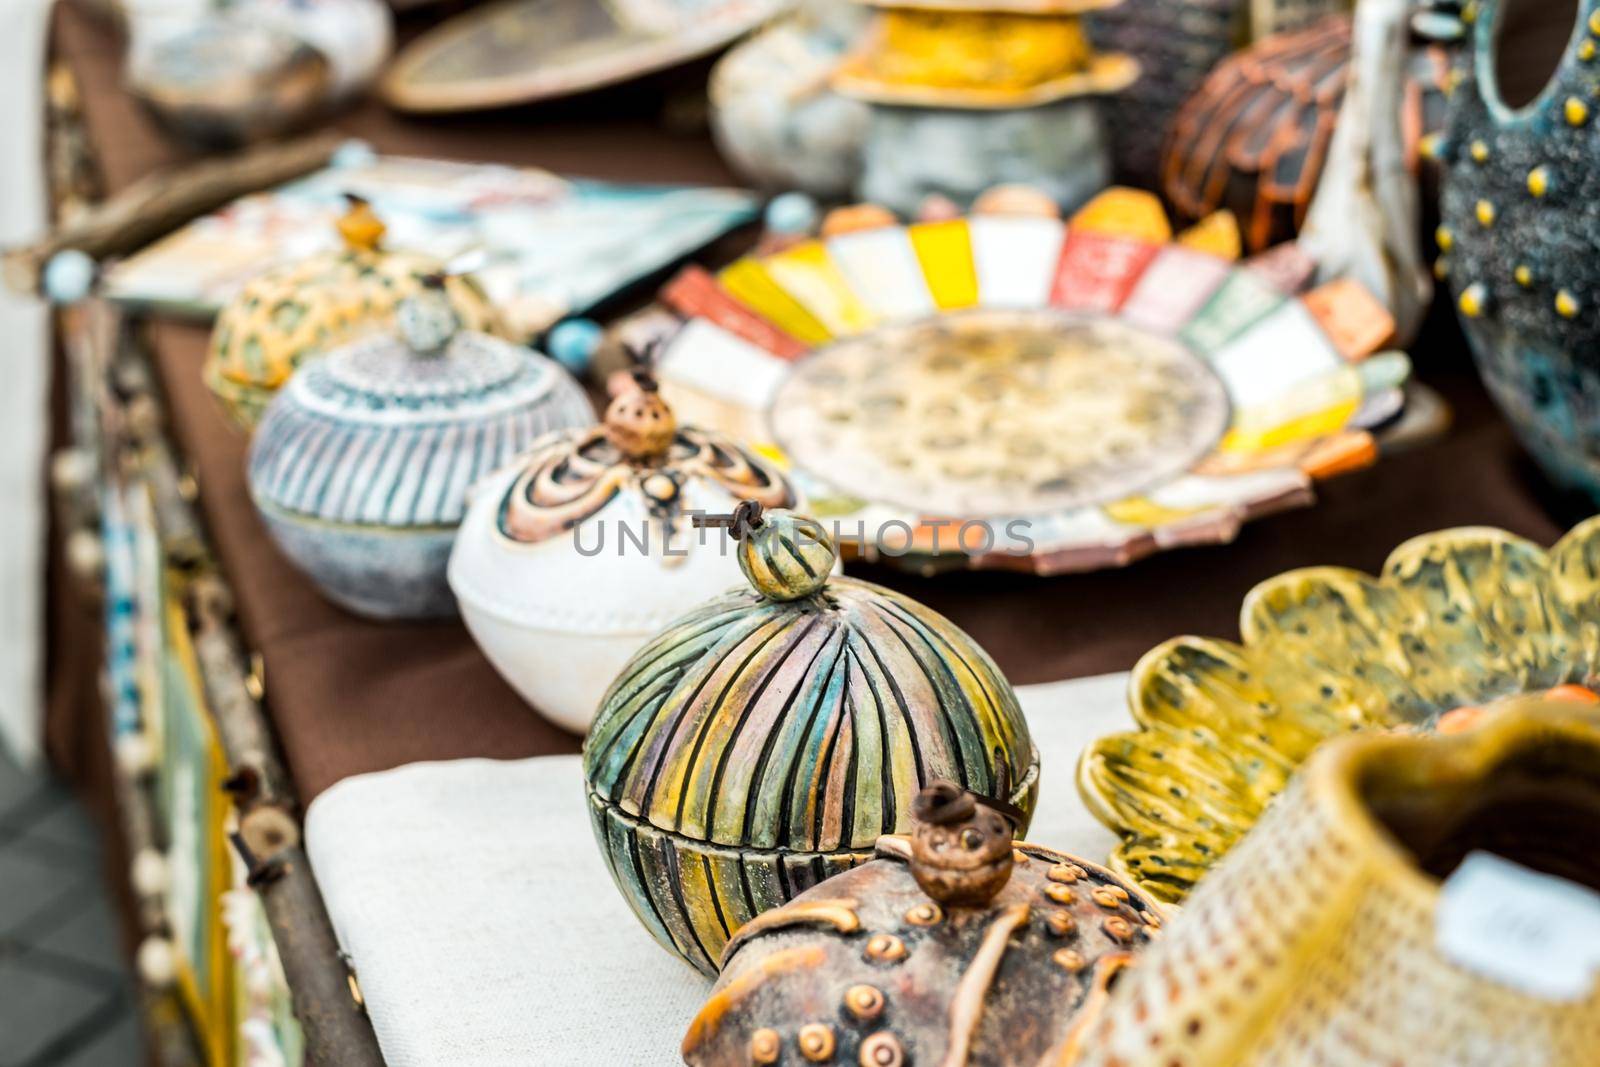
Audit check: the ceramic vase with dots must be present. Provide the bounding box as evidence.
[1439,0,1600,501]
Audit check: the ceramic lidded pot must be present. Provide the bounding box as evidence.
[1073,698,1600,1066]
[447,377,800,734]
[248,278,593,619]
[683,781,1164,1066]
[1438,0,1600,502]
[583,505,1040,976]
[205,197,505,430]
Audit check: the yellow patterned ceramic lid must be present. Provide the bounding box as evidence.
[1079,516,1600,902]
[833,3,1137,107]
[203,198,506,430]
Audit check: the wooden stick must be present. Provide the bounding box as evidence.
[4,130,343,295]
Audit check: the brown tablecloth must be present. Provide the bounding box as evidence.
[49,2,1584,804]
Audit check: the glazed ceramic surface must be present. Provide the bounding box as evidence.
[1080,515,1600,902]
[205,205,505,430]
[656,186,1411,575]
[382,0,788,112]
[1090,0,1245,184]
[683,784,1163,1066]
[1163,17,1350,252]
[709,1,872,198]
[833,3,1137,107]
[854,100,1113,215]
[1439,0,1600,502]
[248,303,593,619]
[447,382,799,734]
[832,0,1135,213]
[1074,701,1600,1066]
[124,0,391,148]
[582,511,1039,975]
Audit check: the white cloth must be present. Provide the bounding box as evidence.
[305,673,1131,1067]
[0,0,52,768]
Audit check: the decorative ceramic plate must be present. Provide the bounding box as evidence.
[655,187,1413,575]
[382,0,788,112]
[1077,516,1600,902]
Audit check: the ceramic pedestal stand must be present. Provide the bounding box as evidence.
[833,0,1137,214]
[858,97,1110,215]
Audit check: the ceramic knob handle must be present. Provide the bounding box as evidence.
[734,505,837,602]
[908,780,1018,907]
[602,372,678,459]
[394,275,461,356]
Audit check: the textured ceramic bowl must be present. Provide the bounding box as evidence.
[249,289,592,619]
[1075,699,1600,1066]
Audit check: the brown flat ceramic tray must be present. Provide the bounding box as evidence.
[382,0,788,113]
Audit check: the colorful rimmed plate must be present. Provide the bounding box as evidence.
[1078,517,1600,902]
[654,187,1412,574]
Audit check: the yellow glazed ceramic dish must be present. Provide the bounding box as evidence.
[834,6,1137,107]
[1069,700,1600,1066]
[1079,516,1600,902]
[203,206,505,430]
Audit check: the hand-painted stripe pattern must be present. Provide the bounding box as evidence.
[583,576,1039,974]
[249,339,594,528]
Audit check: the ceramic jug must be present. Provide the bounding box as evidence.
[1439,0,1600,500]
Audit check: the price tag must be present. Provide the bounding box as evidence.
[1436,851,1600,1001]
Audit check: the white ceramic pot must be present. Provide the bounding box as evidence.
[448,380,799,733]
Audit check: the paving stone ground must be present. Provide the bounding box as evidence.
[0,750,142,1066]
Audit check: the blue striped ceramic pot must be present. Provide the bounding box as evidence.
[248,292,593,619]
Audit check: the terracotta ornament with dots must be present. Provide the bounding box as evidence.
[681,779,1163,1066]
[449,376,799,734]
[583,503,1040,976]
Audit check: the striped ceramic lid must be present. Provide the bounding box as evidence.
[584,572,1040,852]
[248,329,594,529]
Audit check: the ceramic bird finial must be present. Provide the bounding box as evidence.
[909,780,1019,907]
[337,194,387,253]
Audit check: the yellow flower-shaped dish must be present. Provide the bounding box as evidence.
[1078,516,1600,902]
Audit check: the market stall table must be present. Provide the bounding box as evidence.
[43,1,1585,1062]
